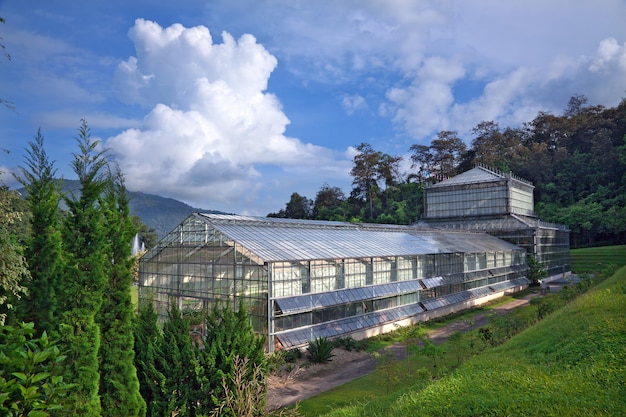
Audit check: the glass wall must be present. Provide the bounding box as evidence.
[139,216,268,333]
[424,182,508,218]
[509,181,535,216]
[271,249,527,349]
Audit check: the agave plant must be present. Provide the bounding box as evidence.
[307,336,335,363]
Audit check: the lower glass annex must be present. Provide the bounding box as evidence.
[139,214,529,351]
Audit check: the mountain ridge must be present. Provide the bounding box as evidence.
[16,179,228,238]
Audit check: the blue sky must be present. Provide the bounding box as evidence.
[1,1,626,215]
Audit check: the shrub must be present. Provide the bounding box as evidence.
[332,336,365,352]
[284,348,303,363]
[307,337,335,363]
[0,322,73,416]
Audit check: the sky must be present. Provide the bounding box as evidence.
[1,1,626,216]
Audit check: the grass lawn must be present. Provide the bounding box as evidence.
[131,284,138,307]
[570,244,626,273]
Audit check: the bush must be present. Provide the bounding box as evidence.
[284,347,303,363]
[332,336,365,352]
[307,337,335,363]
[0,322,73,416]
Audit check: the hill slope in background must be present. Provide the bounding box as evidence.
[17,179,228,238]
[128,190,227,237]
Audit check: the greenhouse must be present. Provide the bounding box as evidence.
[420,165,570,276]
[139,214,529,352]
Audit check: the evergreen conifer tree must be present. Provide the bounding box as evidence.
[161,303,199,417]
[134,300,168,417]
[14,129,64,335]
[98,167,146,417]
[58,119,109,415]
[198,302,267,416]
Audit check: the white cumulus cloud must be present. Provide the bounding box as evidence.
[107,19,340,212]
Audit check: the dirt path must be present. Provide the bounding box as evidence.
[265,294,537,411]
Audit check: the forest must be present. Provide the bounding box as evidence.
[268,95,626,248]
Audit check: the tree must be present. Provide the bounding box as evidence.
[197,302,267,416]
[131,215,158,251]
[268,192,312,219]
[350,143,382,220]
[372,349,399,395]
[430,130,466,179]
[395,324,421,377]
[563,94,589,118]
[134,300,167,417]
[418,337,445,376]
[14,129,64,335]
[0,181,29,325]
[58,119,110,415]
[410,131,465,183]
[470,122,527,173]
[527,255,547,285]
[447,330,465,366]
[160,303,198,417]
[284,192,312,219]
[409,144,434,183]
[377,153,403,190]
[313,183,345,219]
[98,167,145,417]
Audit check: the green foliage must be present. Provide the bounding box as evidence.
[14,129,63,337]
[57,119,110,415]
[0,322,73,416]
[446,331,465,366]
[570,244,626,273]
[134,301,167,417]
[284,348,303,363]
[198,301,267,416]
[372,350,400,395]
[141,300,267,417]
[332,336,365,352]
[0,182,29,325]
[306,337,335,364]
[418,337,445,374]
[209,355,267,417]
[526,255,547,285]
[530,295,564,320]
[97,168,145,417]
[160,303,198,417]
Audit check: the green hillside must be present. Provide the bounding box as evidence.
[571,245,626,273]
[320,266,626,417]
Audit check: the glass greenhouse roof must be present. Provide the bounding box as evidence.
[194,213,523,263]
[428,166,534,188]
[417,214,569,231]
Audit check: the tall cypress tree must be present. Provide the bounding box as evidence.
[160,303,199,417]
[58,119,109,416]
[98,167,146,417]
[14,129,64,335]
[134,300,167,417]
